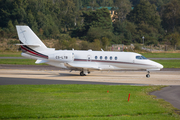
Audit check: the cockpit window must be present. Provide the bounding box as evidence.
[136,56,142,59]
[136,56,147,59]
[141,56,147,59]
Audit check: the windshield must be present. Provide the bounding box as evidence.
[136,56,147,59]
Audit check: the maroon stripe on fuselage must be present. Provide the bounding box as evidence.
[74,59,152,66]
[21,45,48,59]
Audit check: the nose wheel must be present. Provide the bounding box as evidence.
[146,71,150,78]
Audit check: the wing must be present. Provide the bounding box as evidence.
[64,63,102,71]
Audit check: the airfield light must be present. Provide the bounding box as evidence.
[142,36,145,45]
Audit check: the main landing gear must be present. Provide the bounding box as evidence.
[80,71,90,76]
[146,71,150,78]
[80,71,85,76]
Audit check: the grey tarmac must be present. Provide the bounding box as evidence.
[151,86,180,110]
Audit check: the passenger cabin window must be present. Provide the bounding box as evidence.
[105,56,107,60]
[115,56,117,60]
[136,56,147,59]
[110,56,112,60]
[100,56,103,60]
[95,56,98,59]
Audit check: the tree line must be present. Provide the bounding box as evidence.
[0,0,180,50]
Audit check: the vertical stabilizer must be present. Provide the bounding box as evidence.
[16,25,47,51]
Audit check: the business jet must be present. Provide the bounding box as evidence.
[16,25,163,77]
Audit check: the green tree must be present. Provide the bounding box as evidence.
[80,41,89,50]
[26,10,38,32]
[113,0,132,22]
[100,0,113,6]
[113,20,137,44]
[166,32,180,46]
[101,37,110,50]
[130,0,140,6]
[7,20,15,33]
[7,20,16,38]
[89,0,99,10]
[90,39,102,50]
[86,27,113,42]
[161,0,180,33]
[126,0,163,44]
[148,0,163,7]
[11,0,26,24]
[127,0,161,29]
[58,0,76,32]
[81,8,112,36]
[14,19,19,26]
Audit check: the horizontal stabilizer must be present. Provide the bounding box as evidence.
[16,44,41,47]
[35,59,48,64]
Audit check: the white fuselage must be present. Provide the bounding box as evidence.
[22,50,163,71]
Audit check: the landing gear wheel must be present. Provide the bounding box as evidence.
[146,74,150,78]
[80,71,85,76]
[146,71,150,78]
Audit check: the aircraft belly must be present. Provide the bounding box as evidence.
[109,62,147,70]
[46,61,68,69]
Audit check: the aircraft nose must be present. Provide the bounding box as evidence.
[157,63,163,69]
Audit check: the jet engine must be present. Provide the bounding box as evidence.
[48,52,74,62]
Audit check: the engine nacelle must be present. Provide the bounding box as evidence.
[48,52,74,63]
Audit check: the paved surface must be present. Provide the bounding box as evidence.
[151,86,180,110]
[0,69,180,85]
[0,77,144,86]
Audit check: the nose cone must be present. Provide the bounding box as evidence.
[157,63,163,69]
[150,60,163,70]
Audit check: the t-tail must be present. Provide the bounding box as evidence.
[16,25,53,61]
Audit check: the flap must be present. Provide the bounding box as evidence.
[65,63,102,70]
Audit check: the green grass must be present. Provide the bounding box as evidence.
[141,53,180,58]
[0,85,179,120]
[154,60,180,68]
[0,52,21,57]
[0,59,46,65]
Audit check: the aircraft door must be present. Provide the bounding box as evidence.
[87,55,91,62]
[72,53,74,60]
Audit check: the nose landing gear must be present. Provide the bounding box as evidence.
[146,71,150,78]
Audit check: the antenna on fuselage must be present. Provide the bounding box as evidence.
[101,48,104,51]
